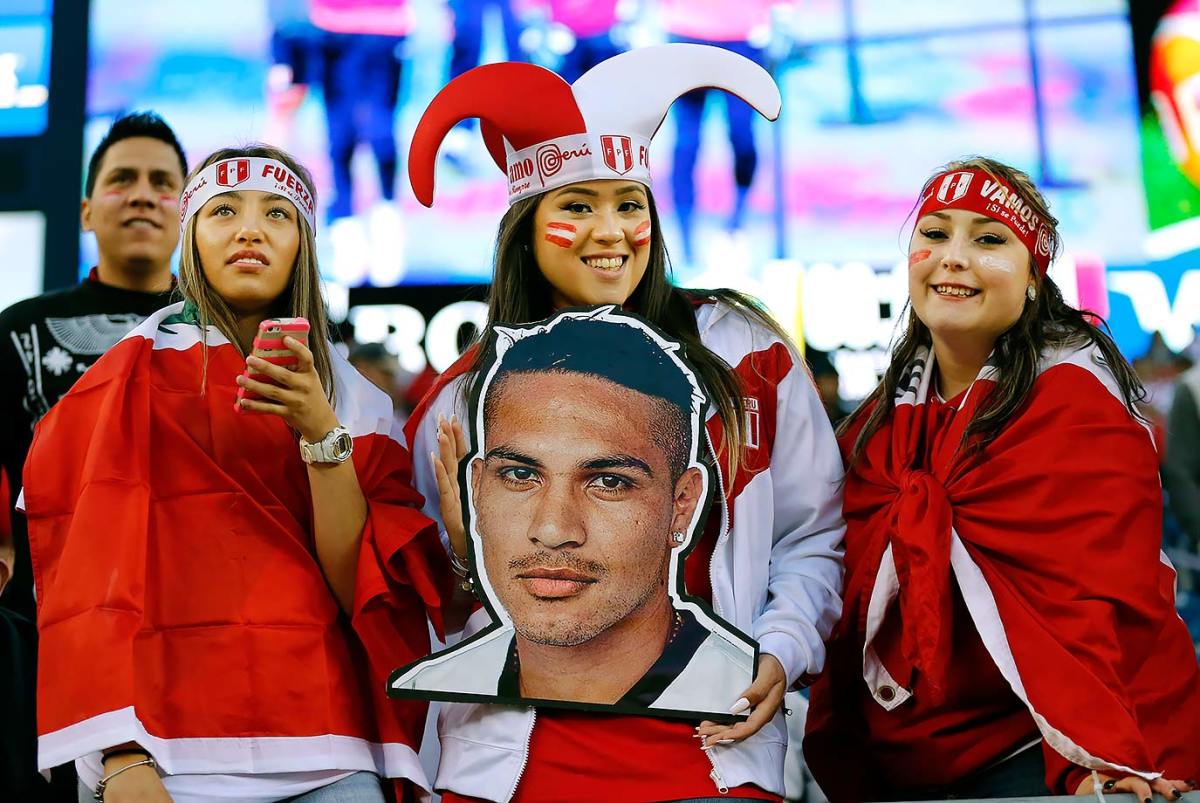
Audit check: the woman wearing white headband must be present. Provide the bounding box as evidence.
[804,157,1200,801]
[23,145,447,803]
[403,45,845,801]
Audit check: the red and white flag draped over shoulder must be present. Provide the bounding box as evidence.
[22,302,450,794]
[804,342,1200,801]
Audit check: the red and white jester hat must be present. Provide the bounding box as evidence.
[408,44,782,206]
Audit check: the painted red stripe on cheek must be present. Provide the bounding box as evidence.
[909,249,931,266]
[545,234,574,248]
[546,222,577,232]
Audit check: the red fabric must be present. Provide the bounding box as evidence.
[859,392,1041,791]
[916,168,1052,274]
[438,713,778,803]
[24,325,447,777]
[805,349,1200,801]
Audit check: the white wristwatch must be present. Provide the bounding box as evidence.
[299,425,353,464]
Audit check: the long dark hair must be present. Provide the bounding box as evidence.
[468,189,795,477]
[841,156,1145,465]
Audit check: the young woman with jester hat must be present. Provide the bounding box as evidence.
[402,44,846,802]
[22,145,448,803]
[804,156,1200,802]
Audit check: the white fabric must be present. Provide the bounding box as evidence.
[393,620,754,717]
[405,302,846,801]
[78,754,354,803]
[180,156,317,231]
[49,707,427,785]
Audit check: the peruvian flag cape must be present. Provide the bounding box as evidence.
[804,342,1200,800]
[22,302,449,792]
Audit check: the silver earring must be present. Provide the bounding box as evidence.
[1026,285,1037,302]
[671,531,686,544]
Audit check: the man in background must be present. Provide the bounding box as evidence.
[0,111,185,801]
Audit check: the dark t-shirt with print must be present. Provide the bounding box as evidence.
[0,270,175,619]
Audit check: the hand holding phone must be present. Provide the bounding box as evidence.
[235,317,310,411]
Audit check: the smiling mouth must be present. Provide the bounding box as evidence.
[122,218,160,230]
[932,284,980,298]
[582,255,627,273]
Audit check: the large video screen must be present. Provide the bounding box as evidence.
[87,1,1142,393]
[0,0,51,138]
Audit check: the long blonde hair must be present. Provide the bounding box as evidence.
[177,144,336,405]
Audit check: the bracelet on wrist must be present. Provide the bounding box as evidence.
[94,756,157,801]
[448,547,474,593]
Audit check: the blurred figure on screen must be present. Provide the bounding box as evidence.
[660,0,780,266]
[523,0,623,83]
[264,0,323,147]
[311,0,411,286]
[438,0,528,167]
[0,111,185,801]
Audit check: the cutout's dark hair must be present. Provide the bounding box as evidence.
[841,156,1146,465]
[483,315,695,481]
[85,111,188,197]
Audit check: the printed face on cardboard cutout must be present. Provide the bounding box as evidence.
[390,307,757,721]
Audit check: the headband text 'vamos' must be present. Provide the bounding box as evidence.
[915,168,1053,275]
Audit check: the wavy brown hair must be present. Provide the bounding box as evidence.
[468,189,796,478]
[177,144,336,405]
[842,156,1144,465]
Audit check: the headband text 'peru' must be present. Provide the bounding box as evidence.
[180,157,317,232]
[916,168,1053,275]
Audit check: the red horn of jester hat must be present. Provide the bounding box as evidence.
[408,44,782,206]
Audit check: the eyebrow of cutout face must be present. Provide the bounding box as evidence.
[580,454,654,478]
[484,447,653,478]
[484,446,544,467]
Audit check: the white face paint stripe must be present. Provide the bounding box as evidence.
[544,221,577,248]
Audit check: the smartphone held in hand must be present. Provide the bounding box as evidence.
[235,317,310,410]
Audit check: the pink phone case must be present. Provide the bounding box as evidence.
[235,317,310,411]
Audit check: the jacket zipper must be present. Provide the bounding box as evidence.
[703,425,732,795]
[703,426,732,616]
[703,745,731,794]
[505,708,536,802]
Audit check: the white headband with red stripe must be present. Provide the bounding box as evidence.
[180,157,317,232]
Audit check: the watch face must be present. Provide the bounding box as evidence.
[333,432,353,459]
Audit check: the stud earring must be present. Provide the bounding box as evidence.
[1026,285,1037,302]
[671,531,686,544]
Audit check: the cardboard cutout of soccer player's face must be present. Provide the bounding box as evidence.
[471,370,705,666]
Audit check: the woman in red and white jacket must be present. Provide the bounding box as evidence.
[402,44,845,802]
